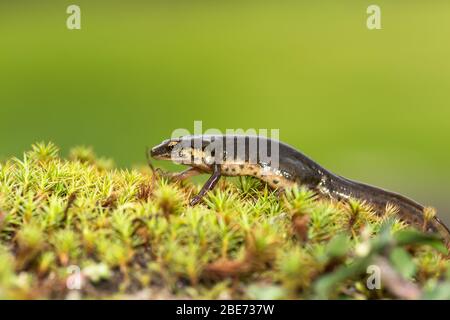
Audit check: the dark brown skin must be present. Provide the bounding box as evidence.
[150,134,450,243]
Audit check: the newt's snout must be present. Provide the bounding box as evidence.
[150,140,174,159]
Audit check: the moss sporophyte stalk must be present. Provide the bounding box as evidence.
[0,142,449,299]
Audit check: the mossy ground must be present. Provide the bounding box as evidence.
[1,143,450,300]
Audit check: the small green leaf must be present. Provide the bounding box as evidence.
[423,283,450,300]
[394,230,448,254]
[313,256,373,299]
[247,284,286,300]
[389,248,416,279]
[326,234,350,258]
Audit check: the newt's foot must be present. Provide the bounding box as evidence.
[190,195,203,206]
[275,187,285,199]
[189,164,222,206]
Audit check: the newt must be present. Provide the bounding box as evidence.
[150,135,450,242]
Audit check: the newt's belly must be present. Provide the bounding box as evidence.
[221,163,296,189]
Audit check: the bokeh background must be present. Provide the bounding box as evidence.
[1,1,450,222]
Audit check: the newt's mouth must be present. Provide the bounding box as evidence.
[150,139,184,160]
[150,143,171,160]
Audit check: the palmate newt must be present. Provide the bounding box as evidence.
[150,135,450,242]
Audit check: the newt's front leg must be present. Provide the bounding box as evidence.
[190,164,222,206]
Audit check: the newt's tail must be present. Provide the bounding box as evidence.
[429,215,450,246]
[327,174,450,245]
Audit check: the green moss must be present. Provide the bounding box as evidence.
[0,142,449,299]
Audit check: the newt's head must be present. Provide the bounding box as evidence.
[150,138,181,160]
[150,136,215,167]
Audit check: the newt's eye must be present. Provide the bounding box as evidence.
[167,141,178,147]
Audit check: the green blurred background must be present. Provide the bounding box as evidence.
[1,1,450,222]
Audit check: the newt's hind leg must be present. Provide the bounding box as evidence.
[190,164,221,206]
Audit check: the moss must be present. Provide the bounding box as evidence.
[0,142,449,299]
